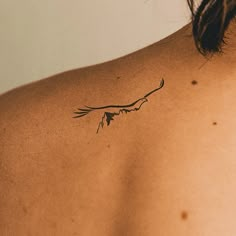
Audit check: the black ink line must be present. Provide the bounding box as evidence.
[73,78,164,133]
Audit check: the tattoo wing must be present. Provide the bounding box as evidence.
[73,78,164,133]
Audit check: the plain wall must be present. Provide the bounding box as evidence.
[0,0,191,94]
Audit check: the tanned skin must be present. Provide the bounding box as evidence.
[1,22,236,235]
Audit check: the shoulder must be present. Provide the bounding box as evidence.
[0,21,225,164]
[0,22,208,167]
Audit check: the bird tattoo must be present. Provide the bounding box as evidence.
[73,78,164,133]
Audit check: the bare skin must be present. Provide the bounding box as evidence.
[1,22,236,235]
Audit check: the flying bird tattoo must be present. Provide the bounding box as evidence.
[73,78,164,133]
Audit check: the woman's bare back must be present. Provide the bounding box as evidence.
[1,23,236,235]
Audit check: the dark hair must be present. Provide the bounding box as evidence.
[187,0,236,55]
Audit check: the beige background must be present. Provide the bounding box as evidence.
[0,0,191,94]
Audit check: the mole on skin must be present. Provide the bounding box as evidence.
[191,80,198,85]
[213,122,217,125]
[181,211,188,220]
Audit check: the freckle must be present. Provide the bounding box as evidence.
[213,122,217,125]
[116,76,121,80]
[107,144,110,148]
[191,80,198,85]
[22,206,28,214]
[50,221,57,228]
[181,211,188,220]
